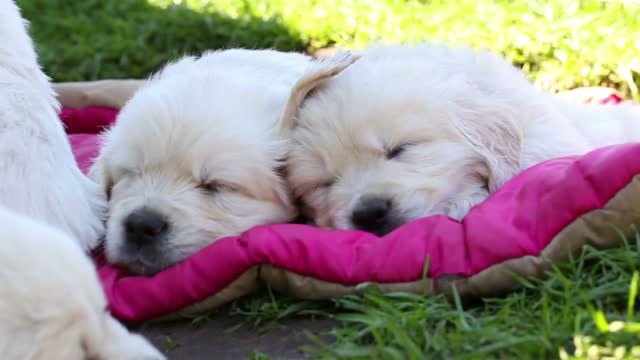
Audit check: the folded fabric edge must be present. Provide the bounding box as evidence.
[436,173,640,299]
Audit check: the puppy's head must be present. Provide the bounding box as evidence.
[283,46,524,236]
[91,54,298,275]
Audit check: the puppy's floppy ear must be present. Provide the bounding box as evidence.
[279,51,360,134]
[451,99,523,193]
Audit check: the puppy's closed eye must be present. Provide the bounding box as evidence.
[385,143,413,160]
[198,181,234,195]
[314,178,336,191]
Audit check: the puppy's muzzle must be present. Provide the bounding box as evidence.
[123,208,169,246]
[351,195,399,236]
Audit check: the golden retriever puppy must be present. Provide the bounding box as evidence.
[281,44,640,235]
[90,49,312,275]
[0,0,105,250]
[0,3,158,357]
[0,205,164,360]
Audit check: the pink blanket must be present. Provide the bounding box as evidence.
[62,106,640,322]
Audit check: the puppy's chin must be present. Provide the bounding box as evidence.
[104,221,218,276]
[106,247,174,276]
[103,214,183,276]
[116,261,168,277]
[104,236,176,276]
[331,212,407,237]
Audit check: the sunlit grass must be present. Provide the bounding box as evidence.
[148,0,640,100]
[16,0,640,99]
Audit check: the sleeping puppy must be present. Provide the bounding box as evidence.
[0,205,164,360]
[90,49,312,275]
[0,3,160,358]
[0,0,105,250]
[281,44,640,236]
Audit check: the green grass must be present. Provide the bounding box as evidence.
[218,229,640,359]
[17,0,640,99]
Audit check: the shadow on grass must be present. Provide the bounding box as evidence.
[17,0,306,81]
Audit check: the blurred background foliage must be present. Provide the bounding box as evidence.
[17,0,640,99]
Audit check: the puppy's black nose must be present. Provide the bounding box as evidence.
[351,196,394,235]
[124,209,168,246]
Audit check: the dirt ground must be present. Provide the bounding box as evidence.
[136,315,337,359]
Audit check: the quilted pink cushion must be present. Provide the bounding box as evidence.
[62,107,640,322]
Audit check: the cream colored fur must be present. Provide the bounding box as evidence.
[0,205,164,360]
[282,44,640,235]
[0,2,162,358]
[0,0,105,250]
[91,49,309,274]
